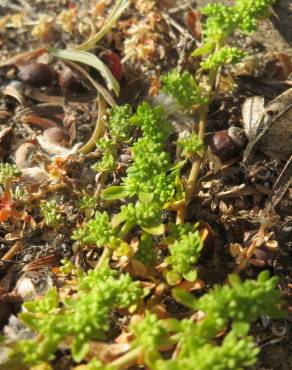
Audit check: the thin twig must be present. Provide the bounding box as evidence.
[1,241,22,261]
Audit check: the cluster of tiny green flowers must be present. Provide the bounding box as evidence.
[126,139,171,186]
[127,271,284,370]
[201,3,238,42]
[79,192,97,211]
[93,138,117,172]
[166,231,203,281]
[120,201,161,229]
[122,140,174,202]
[108,103,133,141]
[135,233,156,267]
[60,258,76,275]
[157,331,259,370]
[94,105,133,173]
[161,70,208,108]
[72,211,120,248]
[18,288,67,364]
[187,331,259,370]
[0,163,21,185]
[200,46,246,71]
[131,312,168,351]
[195,271,285,334]
[168,222,198,239]
[83,358,117,370]
[130,102,171,143]
[102,103,179,206]
[40,200,63,228]
[17,266,144,365]
[152,172,177,204]
[67,268,143,361]
[177,132,205,158]
[201,0,275,42]
[120,106,176,204]
[235,0,276,33]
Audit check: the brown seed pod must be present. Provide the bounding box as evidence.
[43,126,69,146]
[58,67,84,93]
[18,63,55,87]
[210,127,247,162]
[15,142,36,169]
[3,81,25,105]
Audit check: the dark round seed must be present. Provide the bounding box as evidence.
[18,63,55,87]
[58,68,84,93]
[210,127,247,162]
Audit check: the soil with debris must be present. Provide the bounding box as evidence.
[0,1,291,369]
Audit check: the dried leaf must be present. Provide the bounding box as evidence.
[230,243,244,259]
[185,9,202,40]
[21,166,50,185]
[266,154,292,209]
[1,47,47,67]
[243,88,292,162]
[264,239,279,251]
[22,115,57,129]
[130,259,149,278]
[86,341,130,363]
[36,135,81,158]
[176,279,205,292]
[242,96,265,139]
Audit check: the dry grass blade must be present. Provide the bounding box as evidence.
[78,94,107,154]
[74,0,129,52]
[64,60,116,107]
[50,48,120,98]
[266,154,292,209]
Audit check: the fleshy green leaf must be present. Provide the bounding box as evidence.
[192,42,215,57]
[138,192,154,205]
[72,340,90,363]
[142,224,165,236]
[172,288,196,308]
[232,322,250,336]
[166,271,181,285]
[101,186,129,201]
[111,212,128,228]
[183,269,198,282]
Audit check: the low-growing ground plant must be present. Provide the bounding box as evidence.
[0,1,286,369]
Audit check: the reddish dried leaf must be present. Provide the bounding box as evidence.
[22,115,58,128]
[177,279,205,292]
[101,51,122,82]
[185,9,202,40]
[130,259,149,278]
[0,208,11,222]
[115,330,134,344]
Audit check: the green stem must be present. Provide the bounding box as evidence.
[96,247,111,269]
[176,40,224,224]
[118,220,136,238]
[109,347,142,369]
[176,106,207,224]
